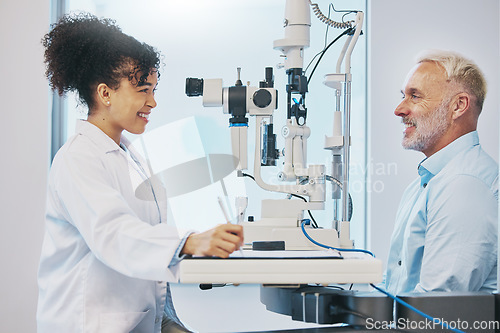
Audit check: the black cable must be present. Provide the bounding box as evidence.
[290,193,307,202]
[290,194,319,228]
[243,172,353,225]
[328,2,359,15]
[242,172,353,223]
[242,172,255,181]
[307,28,353,84]
[307,210,319,229]
[241,174,320,228]
[326,4,357,45]
[304,50,323,74]
[305,4,356,74]
[304,6,337,74]
[341,11,355,23]
[326,285,344,290]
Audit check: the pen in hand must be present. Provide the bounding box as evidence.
[217,197,244,257]
[217,197,231,224]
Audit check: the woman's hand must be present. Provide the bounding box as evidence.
[181,224,244,258]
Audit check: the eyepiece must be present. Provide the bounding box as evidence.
[185,78,204,97]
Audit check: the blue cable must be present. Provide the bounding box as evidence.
[300,220,375,257]
[300,220,466,332]
[370,284,467,333]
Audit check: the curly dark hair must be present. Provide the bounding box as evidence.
[42,13,161,112]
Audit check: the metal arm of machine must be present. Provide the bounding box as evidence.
[253,115,326,203]
[341,12,364,75]
[339,11,363,234]
[323,11,364,247]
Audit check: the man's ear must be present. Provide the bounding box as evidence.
[96,83,112,107]
[450,92,470,120]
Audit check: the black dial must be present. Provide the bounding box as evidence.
[252,89,272,108]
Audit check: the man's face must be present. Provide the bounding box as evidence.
[394,61,453,156]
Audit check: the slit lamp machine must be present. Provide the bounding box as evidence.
[179,0,386,323]
[185,0,362,252]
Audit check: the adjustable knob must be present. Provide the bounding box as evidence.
[252,89,272,108]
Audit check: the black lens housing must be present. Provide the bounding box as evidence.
[185,78,204,97]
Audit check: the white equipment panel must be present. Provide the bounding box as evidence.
[178,251,383,285]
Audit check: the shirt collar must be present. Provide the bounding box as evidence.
[75,120,129,153]
[417,131,479,187]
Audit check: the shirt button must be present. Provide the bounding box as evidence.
[398,260,402,266]
[423,183,427,188]
[155,317,160,323]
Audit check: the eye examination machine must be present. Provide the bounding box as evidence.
[178,1,499,331]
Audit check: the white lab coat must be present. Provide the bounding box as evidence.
[37,120,190,333]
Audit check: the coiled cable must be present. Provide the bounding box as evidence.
[309,1,355,29]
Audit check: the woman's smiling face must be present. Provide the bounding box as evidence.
[89,69,158,144]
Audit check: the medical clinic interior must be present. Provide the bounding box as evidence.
[1,0,499,332]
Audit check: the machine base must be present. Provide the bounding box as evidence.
[260,287,499,332]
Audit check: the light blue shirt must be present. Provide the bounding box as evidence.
[385,131,498,294]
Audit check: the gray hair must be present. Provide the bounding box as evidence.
[416,50,487,112]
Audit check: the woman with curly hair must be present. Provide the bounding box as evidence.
[38,13,243,333]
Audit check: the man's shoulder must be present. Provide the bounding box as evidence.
[433,145,498,198]
[444,144,497,181]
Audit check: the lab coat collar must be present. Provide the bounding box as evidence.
[418,131,479,184]
[75,120,131,154]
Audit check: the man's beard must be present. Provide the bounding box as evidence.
[401,99,451,152]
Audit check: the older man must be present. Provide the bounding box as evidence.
[385,50,498,294]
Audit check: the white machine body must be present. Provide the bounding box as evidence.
[273,0,311,70]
